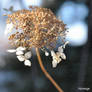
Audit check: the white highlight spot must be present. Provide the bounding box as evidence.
[4,23,13,35]
[66,22,88,46]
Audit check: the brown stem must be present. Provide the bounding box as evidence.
[36,48,64,92]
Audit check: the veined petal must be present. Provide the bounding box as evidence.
[60,53,66,60]
[16,46,26,51]
[16,51,24,55]
[25,51,32,59]
[7,49,16,53]
[58,46,63,53]
[17,55,25,61]
[24,60,31,66]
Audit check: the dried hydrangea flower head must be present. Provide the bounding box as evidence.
[6,7,66,48]
[5,6,69,92]
[5,6,68,67]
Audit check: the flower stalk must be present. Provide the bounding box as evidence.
[36,48,63,92]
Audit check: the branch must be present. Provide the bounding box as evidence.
[36,48,63,92]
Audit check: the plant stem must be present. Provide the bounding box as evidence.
[36,48,64,92]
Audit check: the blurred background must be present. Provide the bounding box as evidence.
[0,0,91,92]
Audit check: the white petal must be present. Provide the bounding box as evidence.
[16,46,26,51]
[56,52,61,57]
[60,53,66,60]
[52,60,58,68]
[4,23,13,35]
[16,51,24,55]
[51,50,56,56]
[24,51,32,59]
[24,60,31,66]
[57,58,62,63]
[45,51,49,56]
[7,49,16,53]
[58,46,63,53]
[17,55,25,62]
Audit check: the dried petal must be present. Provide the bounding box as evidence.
[51,50,56,57]
[7,49,16,53]
[24,60,31,66]
[60,53,66,60]
[16,51,24,55]
[56,52,61,57]
[58,46,63,53]
[24,51,32,59]
[17,55,25,61]
[16,46,26,51]
[52,60,57,68]
[57,58,62,63]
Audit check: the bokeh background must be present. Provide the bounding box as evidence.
[0,0,91,92]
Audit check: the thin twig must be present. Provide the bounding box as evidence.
[36,48,63,92]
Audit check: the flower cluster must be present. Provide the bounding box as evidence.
[51,41,69,68]
[5,6,66,49]
[7,47,31,66]
[5,6,68,67]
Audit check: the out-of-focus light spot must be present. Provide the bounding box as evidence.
[66,22,88,46]
[23,0,42,9]
[57,1,76,24]
[57,1,89,24]
[77,4,89,20]
[57,1,89,46]
[12,1,22,10]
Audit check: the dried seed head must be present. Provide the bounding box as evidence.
[6,6,66,49]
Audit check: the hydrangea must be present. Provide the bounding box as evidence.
[5,6,69,92]
[5,6,68,67]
